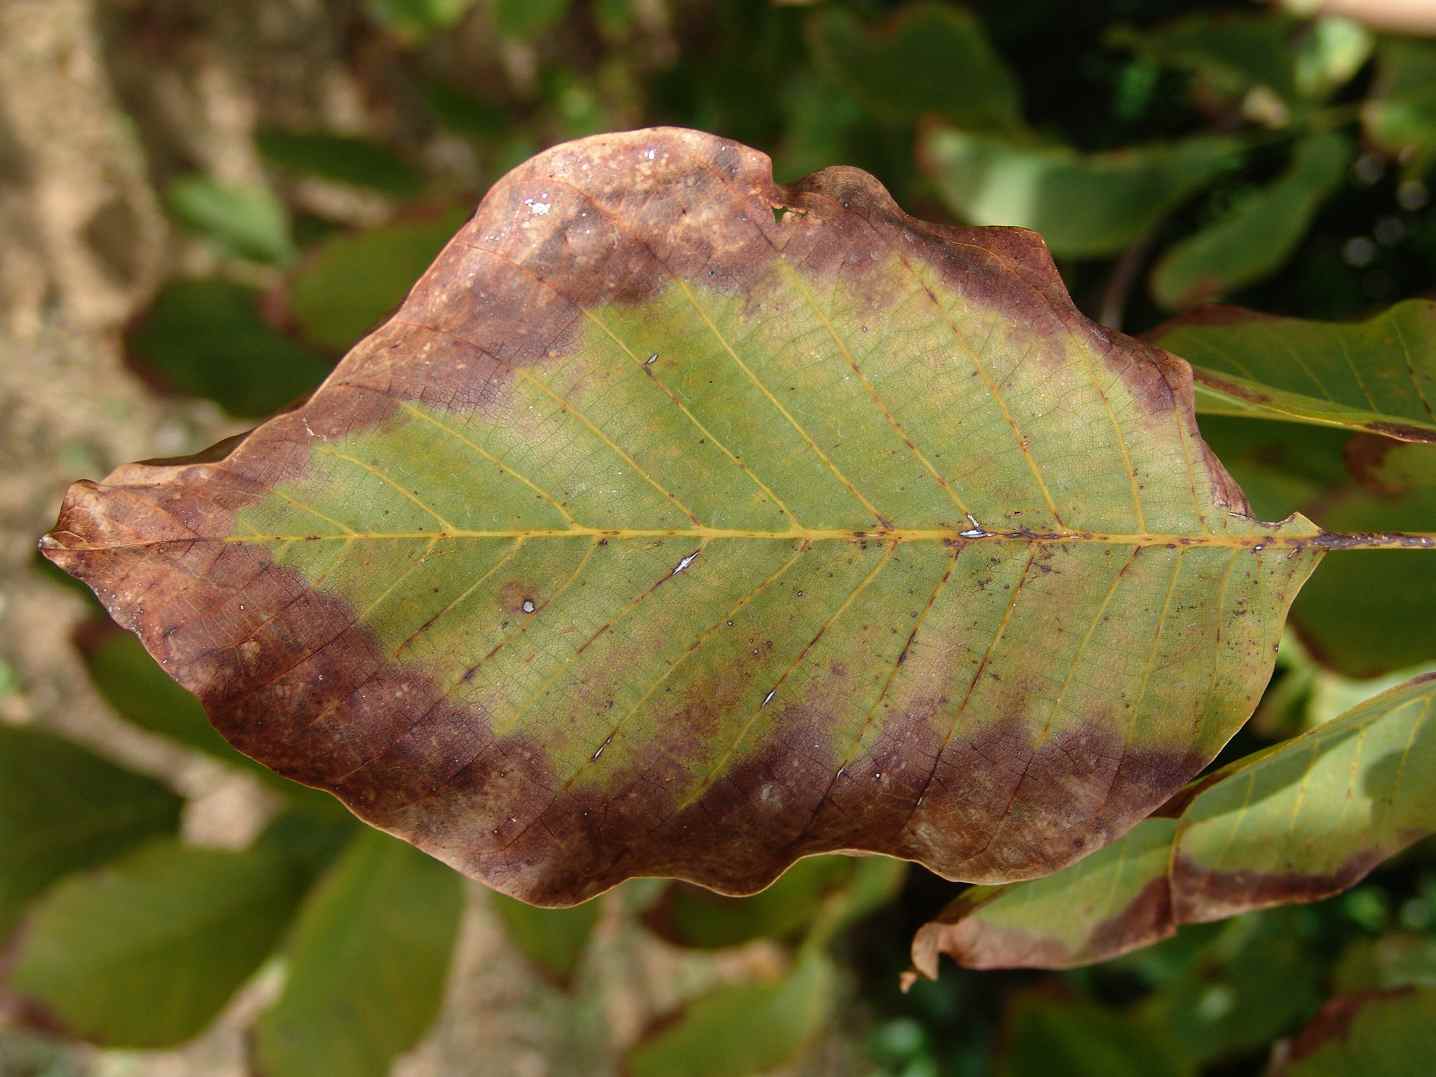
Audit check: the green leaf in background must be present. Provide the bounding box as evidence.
[252,830,463,1077]
[256,129,425,198]
[1112,13,1371,119]
[7,840,303,1046]
[124,278,332,418]
[645,854,903,951]
[1198,421,1436,677]
[644,855,853,950]
[1334,933,1436,992]
[1363,39,1436,175]
[366,0,480,40]
[624,951,836,1077]
[489,890,600,988]
[1270,987,1436,1075]
[808,4,1022,132]
[1153,299,1436,443]
[0,726,182,939]
[920,129,1240,257]
[163,176,296,264]
[1287,440,1436,676]
[1000,993,1192,1077]
[283,205,470,352]
[494,0,570,41]
[1150,132,1352,309]
[910,673,1436,974]
[1137,908,1325,1065]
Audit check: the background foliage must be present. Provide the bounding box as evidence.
[1,1,1434,1075]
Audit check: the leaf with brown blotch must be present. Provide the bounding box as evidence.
[1269,987,1436,1075]
[907,672,1436,977]
[38,128,1433,906]
[1152,300,1436,444]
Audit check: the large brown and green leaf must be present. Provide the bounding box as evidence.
[1152,300,1436,444]
[908,672,1436,974]
[40,129,1427,906]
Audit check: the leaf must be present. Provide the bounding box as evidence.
[252,829,462,1077]
[124,279,332,418]
[74,617,347,815]
[1000,992,1193,1077]
[807,4,1022,132]
[281,206,471,353]
[1363,39,1436,174]
[256,129,425,199]
[909,672,1436,974]
[1270,988,1436,1075]
[6,839,304,1046]
[644,854,901,950]
[920,128,1241,257]
[624,951,836,1077]
[1334,934,1436,993]
[489,889,600,987]
[1112,13,1371,114]
[1136,908,1325,1064]
[1199,422,1436,677]
[47,128,1424,907]
[1153,300,1436,443]
[494,0,570,41]
[0,726,182,939]
[164,176,296,264]
[1150,133,1352,309]
[366,0,480,40]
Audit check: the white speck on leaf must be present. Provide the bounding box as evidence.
[672,550,700,576]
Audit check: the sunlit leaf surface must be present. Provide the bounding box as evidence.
[1154,300,1436,444]
[46,128,1390,906]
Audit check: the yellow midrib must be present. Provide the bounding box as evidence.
[200,523,1321,549]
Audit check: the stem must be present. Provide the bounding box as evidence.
[1314,530,1436,550]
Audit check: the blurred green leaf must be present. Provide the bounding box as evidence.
[921,129,1240,257]
[1289,441,1436,676]
[625,951,836,1077]
[1140,910,1324,1063]
[808,4,1022,132]
[422,81,511,141]
[284,206,470,353]
[1271,988,1436,1075]
[163,176,296,264]
[254,809,359,884]
[1112,13,1370,117]
[0,726,182,939]
[1151,132,1351,309]
[124,278,331,417]
[1153,299,1436,443]
[912,673,1436,973]
[1335,933,1436,992]
[644,855,853,950]
[8,840,303,1046]
[366,0,479,39]
[489,890,600,988]
[1000,993,1192,1077]
[252,830,463,1077]
[1364,39,1436,175]
[494,0,570,41]
[645,855,905,952]
[257,129,425,198]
